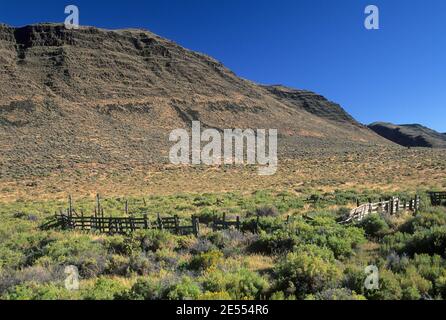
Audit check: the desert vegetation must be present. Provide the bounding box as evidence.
[1,189,445,300]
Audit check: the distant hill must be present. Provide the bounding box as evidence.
[368,122,446,148]
[0,23,389,177]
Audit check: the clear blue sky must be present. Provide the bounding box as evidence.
[1,0,445,131]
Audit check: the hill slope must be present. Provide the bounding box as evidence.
[368,122,446,148]
[0,23,388,177]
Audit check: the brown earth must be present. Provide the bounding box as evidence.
[0,23,391,182]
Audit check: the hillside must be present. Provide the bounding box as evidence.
[0,23,389,178]
[368,122,446,148]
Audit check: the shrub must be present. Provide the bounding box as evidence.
[41,236,107,278]
[359,214,390,239]
[201,268,268,300]
[399,266,432,300]
[165,276,201,300]
[405,226,446,257]
[274,245,342,298]
[83,277,128,300]
[120,277,163,300]
[105,255,130,276]
[135,230,178,252]
[198,291,231,300]
[105,235,137,255]
[249,230,299,254]
[242,216,284,234]
[2,282,72,300]
[129,253,154,275]
[366,269,402,300]
[188,250,223,271]
[308,288,366,300]
[247,206,279,218]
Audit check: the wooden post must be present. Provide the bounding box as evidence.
[356,199,360,207]
[68,195,73,218]
[196,216,200,236]
[96,194,101,218]
[236,216,241,231]
[143,214,148,229]
[80,211,84,230]
[395,198,400,213]
[157,213,163,230]
[390,198,394,215]
[125,200,128,215]
[192,216,200,237]
[174,215,180,234]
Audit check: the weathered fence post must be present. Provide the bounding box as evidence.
[174,215,180,234]
[192,216,200,236]
[96,194,101,217]
[236,216,241,231]
[68,195,73,218]
[125,200,128,215]
[143,214,148,229]
[157,213,163,230]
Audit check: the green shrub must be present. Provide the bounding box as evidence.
[198,291,232,300]
[83,277,127,300]
[366,269,402,300]
[119,277,163,300]
[105,255,130,276]
[359,214,390,239]
[399,266,432,300]
[2,282,72,300]
[188,250,223,271]
[274,245,342,299]
[249,230,299,254]
[307,288,366,300]
[40,235,107,278]
[135,230,178,252]
[165,276,201,300]
[201,268,268,300]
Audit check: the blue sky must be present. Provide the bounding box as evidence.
[1,0,445,131]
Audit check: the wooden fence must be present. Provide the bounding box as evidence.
[428,191,446,206]
[46,213,200,236]
[41,193,422,235]
[212,213,241,231]
[342,196,420,224]
[40,194,200,236]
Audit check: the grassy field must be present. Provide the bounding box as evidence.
[1,146,446,300]
[1,146,446,203]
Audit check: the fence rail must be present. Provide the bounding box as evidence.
[428,191,446,206]
[342,196,420,224]
[40,193,422,235]
[212,213,241,231]
[47,213,200,236]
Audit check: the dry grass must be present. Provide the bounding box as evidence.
[1,146,445,203]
